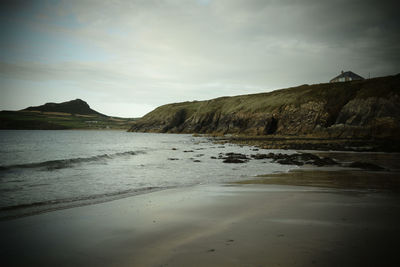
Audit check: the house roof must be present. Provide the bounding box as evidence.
[330,71,364,82]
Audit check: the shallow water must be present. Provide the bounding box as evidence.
[0,130,293,218]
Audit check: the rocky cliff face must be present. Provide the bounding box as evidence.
[129,75,400,140]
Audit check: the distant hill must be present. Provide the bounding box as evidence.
[23,99,106,117]
[129,74,400,151]
[0,99,137,130]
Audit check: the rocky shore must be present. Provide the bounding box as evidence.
[217,151,385,171]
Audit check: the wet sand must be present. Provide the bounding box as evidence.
[1,183,399,267]
[238,169,400,191]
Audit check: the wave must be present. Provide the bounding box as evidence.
[0,186,159,211]
[0,186,169,220]
[0,150,145,171]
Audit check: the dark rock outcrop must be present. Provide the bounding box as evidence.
[216,152,338,166]
[221,152,250,163]
[250,153,338,166]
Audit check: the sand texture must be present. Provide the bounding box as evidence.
[1,183,399,267]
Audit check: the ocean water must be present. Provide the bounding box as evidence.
[0,130,294,219]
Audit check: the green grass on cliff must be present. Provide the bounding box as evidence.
[138,74,400,124]
[1,98,139,130]
[141,101,203,123]
[0,110,137,130]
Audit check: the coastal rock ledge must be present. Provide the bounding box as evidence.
[129,75,400,150]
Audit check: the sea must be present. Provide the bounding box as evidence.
[0,130,294,219]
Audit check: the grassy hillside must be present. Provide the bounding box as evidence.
[0,99,137,130]
[24,98,106,116]
[129,74,400,140]
[138,75,399,123]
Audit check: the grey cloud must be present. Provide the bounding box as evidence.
[1,0,399,117]
[60,0,400,78]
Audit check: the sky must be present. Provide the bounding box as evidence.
[0,0,399,117]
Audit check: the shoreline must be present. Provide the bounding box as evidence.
[2,149,399,221]
[237,169,400,192]
[0,186,171,221]
[2,135,399,266]
[2,183,399,266]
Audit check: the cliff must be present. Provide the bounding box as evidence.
[129,74,400,141]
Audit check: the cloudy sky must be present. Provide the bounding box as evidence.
[1,0,399,117]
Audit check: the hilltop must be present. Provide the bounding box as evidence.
[129,74,400,151]
[0,99,136,130]
[23,99,106,117]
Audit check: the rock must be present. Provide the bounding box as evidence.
[183,150,194,152]
[250,153,272,159]
[250,152,337,167]
[348,161,385,171]
[221,152,249,163]
[276,158,304,166]
[225,152,248,158]
[223,158,246,163]
[168,158,179,161]
[298,153,321,162]
[313,157,337,166]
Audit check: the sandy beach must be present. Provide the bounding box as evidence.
[2,1,400,266]
[1,181,399,267]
